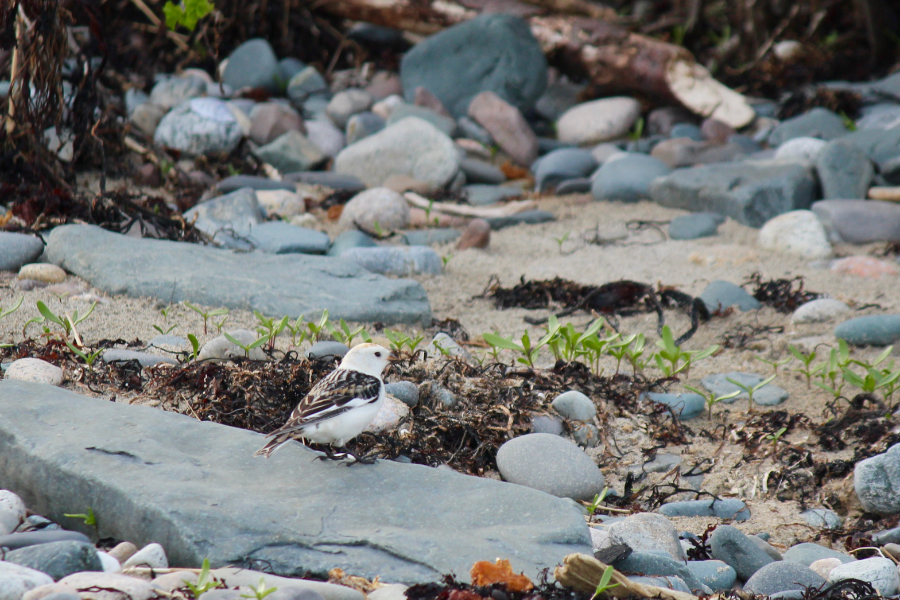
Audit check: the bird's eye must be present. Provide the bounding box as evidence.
[375,352,382,357]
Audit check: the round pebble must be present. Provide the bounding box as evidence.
[6,358,64,386]
[744,561,824,596]
[122,543,168,569]
[828,557,900,596]
[17,264,66,284]
[792,298,849,324]
[836,315,900,347]
[809,558,842,579]
[551,390,596,421]
[801,508,842,530]
[557,97,640,145]
[384,381,419,407]
[774,137,827,161]
[197,330,268,362]
[758,210,832,259]
[709,524,775,581]
[496,433,604,500]
[365,396,410,434]
[338,188,410,234]
[607,513,684,561]
[0,491,26,536]
[306,341,350,361]
[831,256,900,277]
[531,414,564,436]
[456,219,490,250]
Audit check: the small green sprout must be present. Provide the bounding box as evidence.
[187,334,200,361]
[65,340,104,370]
[37,300,97,341]
[0,296,23,321]
[765,426,788,450]
[590,565,620,600]
[684,385,740,420]
[553,232,571,254]
[584,487,609,516]
[183,302,229,335]
[240,578,278,600]
[726,374,776,412]
[64,507,99,537]
[788,345,819,388]
[163,0,215,32]
[223,332,268,359]
[184,558,222,598]
[754,355,791,376]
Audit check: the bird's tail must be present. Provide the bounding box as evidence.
[253,432,295,458]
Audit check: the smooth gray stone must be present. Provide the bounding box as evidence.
[496,433,604,501]
[531,414,563,436]
[628,453,681,479]
[555,179,591,195]
[248,222,331,255]
[458,158,505,184]
[768,108,848,146]
[873,527,900,545]
[464,185,522,206]
[327,90,374,130]
[700,280,761,312]
[835,315,900,346]
[283,172,365,193]
[816,139,873,200]
[326,230,377,257]
[102,349,178,367]
[551,391,596,421]
[613,552,711,595]
[286,67,330,106]
[149,76,206,110]
[642,392,705,420]
[572,423,599,448]
[0,232,43,271]
[650,160,816,227]
[533,148,597,193]
[749,535,783,560]
[701,371,789,406]
[486,209,555,229]
[217,176,296,193]
[831,128,900,177]
[46,225,431,325]
[278,58,306,86]
[686,560,736,592]
[0,380,590,584]
[744,561,825,596]
[183,188,264,250]
[384,382,419,407]
[346,112,386,146]
[801,508,842,529]
[709,525,775,581]
[670,123,703,141]
[729,134,762,154]
[592,153,671,203]
[857,104,900,131]
[812,200,900,244]
[783,543,854,566]
[0,531,90,551]
[429,384,457,407]
[657,499,750,521]
[457,118,494,146]
[534,78,584,122]
[401,229,461,246]
[306,341,350,361]
[855,442,900,514]
[223,38,280,93]
[400,14,547,118]
[4,540,102,581]
[341,246,442,276]
[254,131,327,174]
[154,98,242,156]
[387,105,456,137]
[668,213,724,240]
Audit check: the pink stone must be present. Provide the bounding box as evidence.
[831,256,900,277]
[457,218,491,250]
[468,91,538,167]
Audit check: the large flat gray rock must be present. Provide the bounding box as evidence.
[45,225,430,325]
[649,160,816,227]
[0,381,591,584]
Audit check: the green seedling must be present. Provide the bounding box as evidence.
[153,323,178,335]
[285,316,309,347]
[327,318,371,347]
[815,346,848,400]
[183,302,229,335]
[765,426,788,450]
[841,346,900,395]
[685,385,740,420]
[590,565,620,600]
[584,487,609,516]
[64,507,99,537]
[65,340,103,370]
[254,311,289,349]
[629,117,644,142]
[553,232,570,254]
[0,296,23,321]
[184,558,222,599]
[187,334,201,361]
[606,333,635,375]
[163,0,215,32]
[442,254,451,267]
[789,345,819,388]
[306,310,331,343]
[223,332,268,359]
[755,355,791,376]
[726,374,776,412]
[624,333,648,374]
[654,325,690,377]
[483,326,559,368]
[384,329,425,356]
[37,300,97,341]
[241,578,278,600]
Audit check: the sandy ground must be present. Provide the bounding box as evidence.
[2,191,898,549]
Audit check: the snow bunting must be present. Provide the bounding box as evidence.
[254,343,393,463]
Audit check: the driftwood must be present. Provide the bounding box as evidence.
[316,0,754,127]
[554,553,701,600]
[404,192,536,218]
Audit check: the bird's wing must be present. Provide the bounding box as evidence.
[271,368,382,434]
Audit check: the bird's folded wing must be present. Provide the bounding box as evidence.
[271,369,382,435]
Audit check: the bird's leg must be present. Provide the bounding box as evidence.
[315,445,349,461]
[337,446,377,466]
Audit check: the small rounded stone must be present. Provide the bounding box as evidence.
[6,358,64,386]
[18,264,66,284]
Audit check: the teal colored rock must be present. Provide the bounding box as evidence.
[668,213,724,240]
[326,230,377,257]
[700,280,761,312]
[835,315,900,346]
[642,392,705,420]
[701,371,789,406]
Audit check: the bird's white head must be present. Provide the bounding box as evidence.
[339,343,394,377]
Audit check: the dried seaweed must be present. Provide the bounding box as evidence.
[406,572,587,600]
[744,273,823,313]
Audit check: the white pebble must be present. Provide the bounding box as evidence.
[96,552,122,573]
[792,298,849,324]
[198,330,267,362]
[829,557,900,596]
[809,557,842,579]
[17,264,66,284]
[123,543,168,569]
[0,563,54,600]
[6,358,64,386]
[774,137,827,161]
[758,210,832,259]
[365,396,410,434]
[0,490,26,535]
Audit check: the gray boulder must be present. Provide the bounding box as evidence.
[400,15,547,118]
[855,442,900,514]
[0,233,43,272]
[223,39,281,93]
[649,160,816,227]
[0,380,591,584]
[45,225,431,325]
[154,98,243,156]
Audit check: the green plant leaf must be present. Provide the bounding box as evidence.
[482,332,523,352]
[36,301,64,326]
